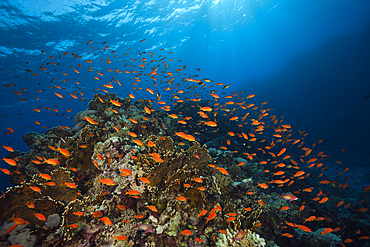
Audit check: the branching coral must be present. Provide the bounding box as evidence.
[215,228,266,247]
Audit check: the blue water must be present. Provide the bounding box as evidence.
[0,0,369,210]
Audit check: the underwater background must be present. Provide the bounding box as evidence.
[0,0,370,246]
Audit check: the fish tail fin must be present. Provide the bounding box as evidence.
[8,214,15,221]
[231,237,236,243]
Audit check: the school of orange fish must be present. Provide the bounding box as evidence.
[1,39,370,246]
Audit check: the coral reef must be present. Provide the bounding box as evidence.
[1,92,368,247]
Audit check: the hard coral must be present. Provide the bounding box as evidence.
[215,228,266,247]
[0,184,63,231]
[134,135,213,209]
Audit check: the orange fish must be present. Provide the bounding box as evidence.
[176,196,187,202]
[93,211,103,218]
[204,121,217,127]
[194,238,203,243]
[148,141,156,147]
[132,139,143,146]
[39,173,51,180]
[277,148,286,157]
[273,171,285,176]
[294,171,305,177]
[144,106,151,114]
[98,217,112,226]
[0,168,10,175]
[3,223,18,235]
[110,99,121,107]
[206,212,217,224]
[96,154,104,161]
[44,182,56,186]
[73,212,84,216]
[357,208,368,212]
[128,132,137,137]
[43,158,60,166]
[304,216,316,222]
[138,177,150,184]
[2,145,14,152]
[115,235,127,241]
[57,146,70,157]
[84,115,98,125]
[319,197,328,204]
[294,224,312,233]
[54,92,63,98]
[20,201,33,210]
[282,233,293,238]
[10,215,28,225]
[227,213,237,217]
[146,205,158,212]
[215,205,222,212]
[2,158,17,166]
[126,190,140,195]
[150,153,163,163]
[30,186,41,192]
[119,169,132,177]
[286,222,295,227]
[197,209,207,218]
[34,213,46,221]
[359,236,370,240]
[68,224,79,228]
[321,228,333,236]
[257,183,268,189]
[180,230,192,236]
[226,217,236,222]
[216,167,229,175]
[64,182,77,189]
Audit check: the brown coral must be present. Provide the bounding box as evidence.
[0,184,63,230]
